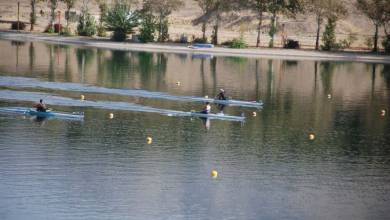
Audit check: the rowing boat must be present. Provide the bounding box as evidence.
[0,76,264,109]
[171,111,245,121]
[189,112,245,121]
[0,107,84,120]
[202,98,263,108]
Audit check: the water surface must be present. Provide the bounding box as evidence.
[0,39,389,220]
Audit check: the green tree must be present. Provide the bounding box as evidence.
[104,0,139,41]
[320,0,347,50]
[77,2,97,37]
[267,0,302,48]
[48,0,58,29]
[142,0,184,42]
[321,17,336,50]
[139,12,157,43]
[356,0,388,52]
[61,0,76,27]
[303,0,328,50]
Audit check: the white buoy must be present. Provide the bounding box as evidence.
[109,113,114,119]
[327,94,332,99]
[176,81,181,86]
[309,133,315,140]
[80,95,85,100]
[252,112,257,117]
[204,95,208,98]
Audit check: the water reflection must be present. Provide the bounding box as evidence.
[0,39,389,219]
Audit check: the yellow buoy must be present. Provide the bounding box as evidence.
[109,113,114,119]
[381,109,386,117]
[80,95,85,100]
[147,137,153,144]
[211,170,218,178]
[327,94,332,99]
[252,112,257,117]
[309,133,315,140]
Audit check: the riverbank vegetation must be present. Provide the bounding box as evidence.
[9,0,389,52]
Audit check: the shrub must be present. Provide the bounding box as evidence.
[383,35,390,54]
[193,37,207,44]
[284,39,300,49]
[77,11,97,36]
[365,37,373,50]
[103,1,139,41]
[45,25,55,33]
[11,21,26,30]
[139,13,156,43]
[97,25,107,37]
[61,26,72,36]
[230,38,248,48]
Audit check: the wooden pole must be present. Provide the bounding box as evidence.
[58,11,61,35]
[17,2,20,31]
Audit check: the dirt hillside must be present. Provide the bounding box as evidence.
[0,0,382,48]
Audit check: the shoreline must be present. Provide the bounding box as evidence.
[1,31,389,64]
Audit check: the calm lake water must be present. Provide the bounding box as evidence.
[0,39,389,220]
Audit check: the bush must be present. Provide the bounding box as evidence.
[61,26,72,36]
[45,25,55,33]
[192,37,207,44]
[365,37,373,50]
[103,1,139,42]
[139,13,156,43]
[97,25,107,37]
[383,35,390,54]
[77,11,97,36]
[338,33,357,49]
[112,30,127,41]
[230,38,248,48]
[11,22,26,30]
[284,39,300,49]
[221,40,232,46]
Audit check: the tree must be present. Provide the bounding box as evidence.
[48,0,59,29]
[104,0,139,41]
[30,0,43,31]
[77,0,96,36]
[139,11,157,43]
[303,0,328,50]
[356,0,388,52]
[61,0,76,27]
[321,0,347,50]
[246,0,270,47]
[142,0,184,42]
[193,0,214,41]
[321,17,336,50]
[267,0,302,48]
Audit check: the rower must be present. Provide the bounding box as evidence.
[34,99,47,112]
[200,102,211,114]
[216,89,227,100]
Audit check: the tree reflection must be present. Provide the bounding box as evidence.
[319,62,335,95]
[28,42,35,72]
[381,64,390,89]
